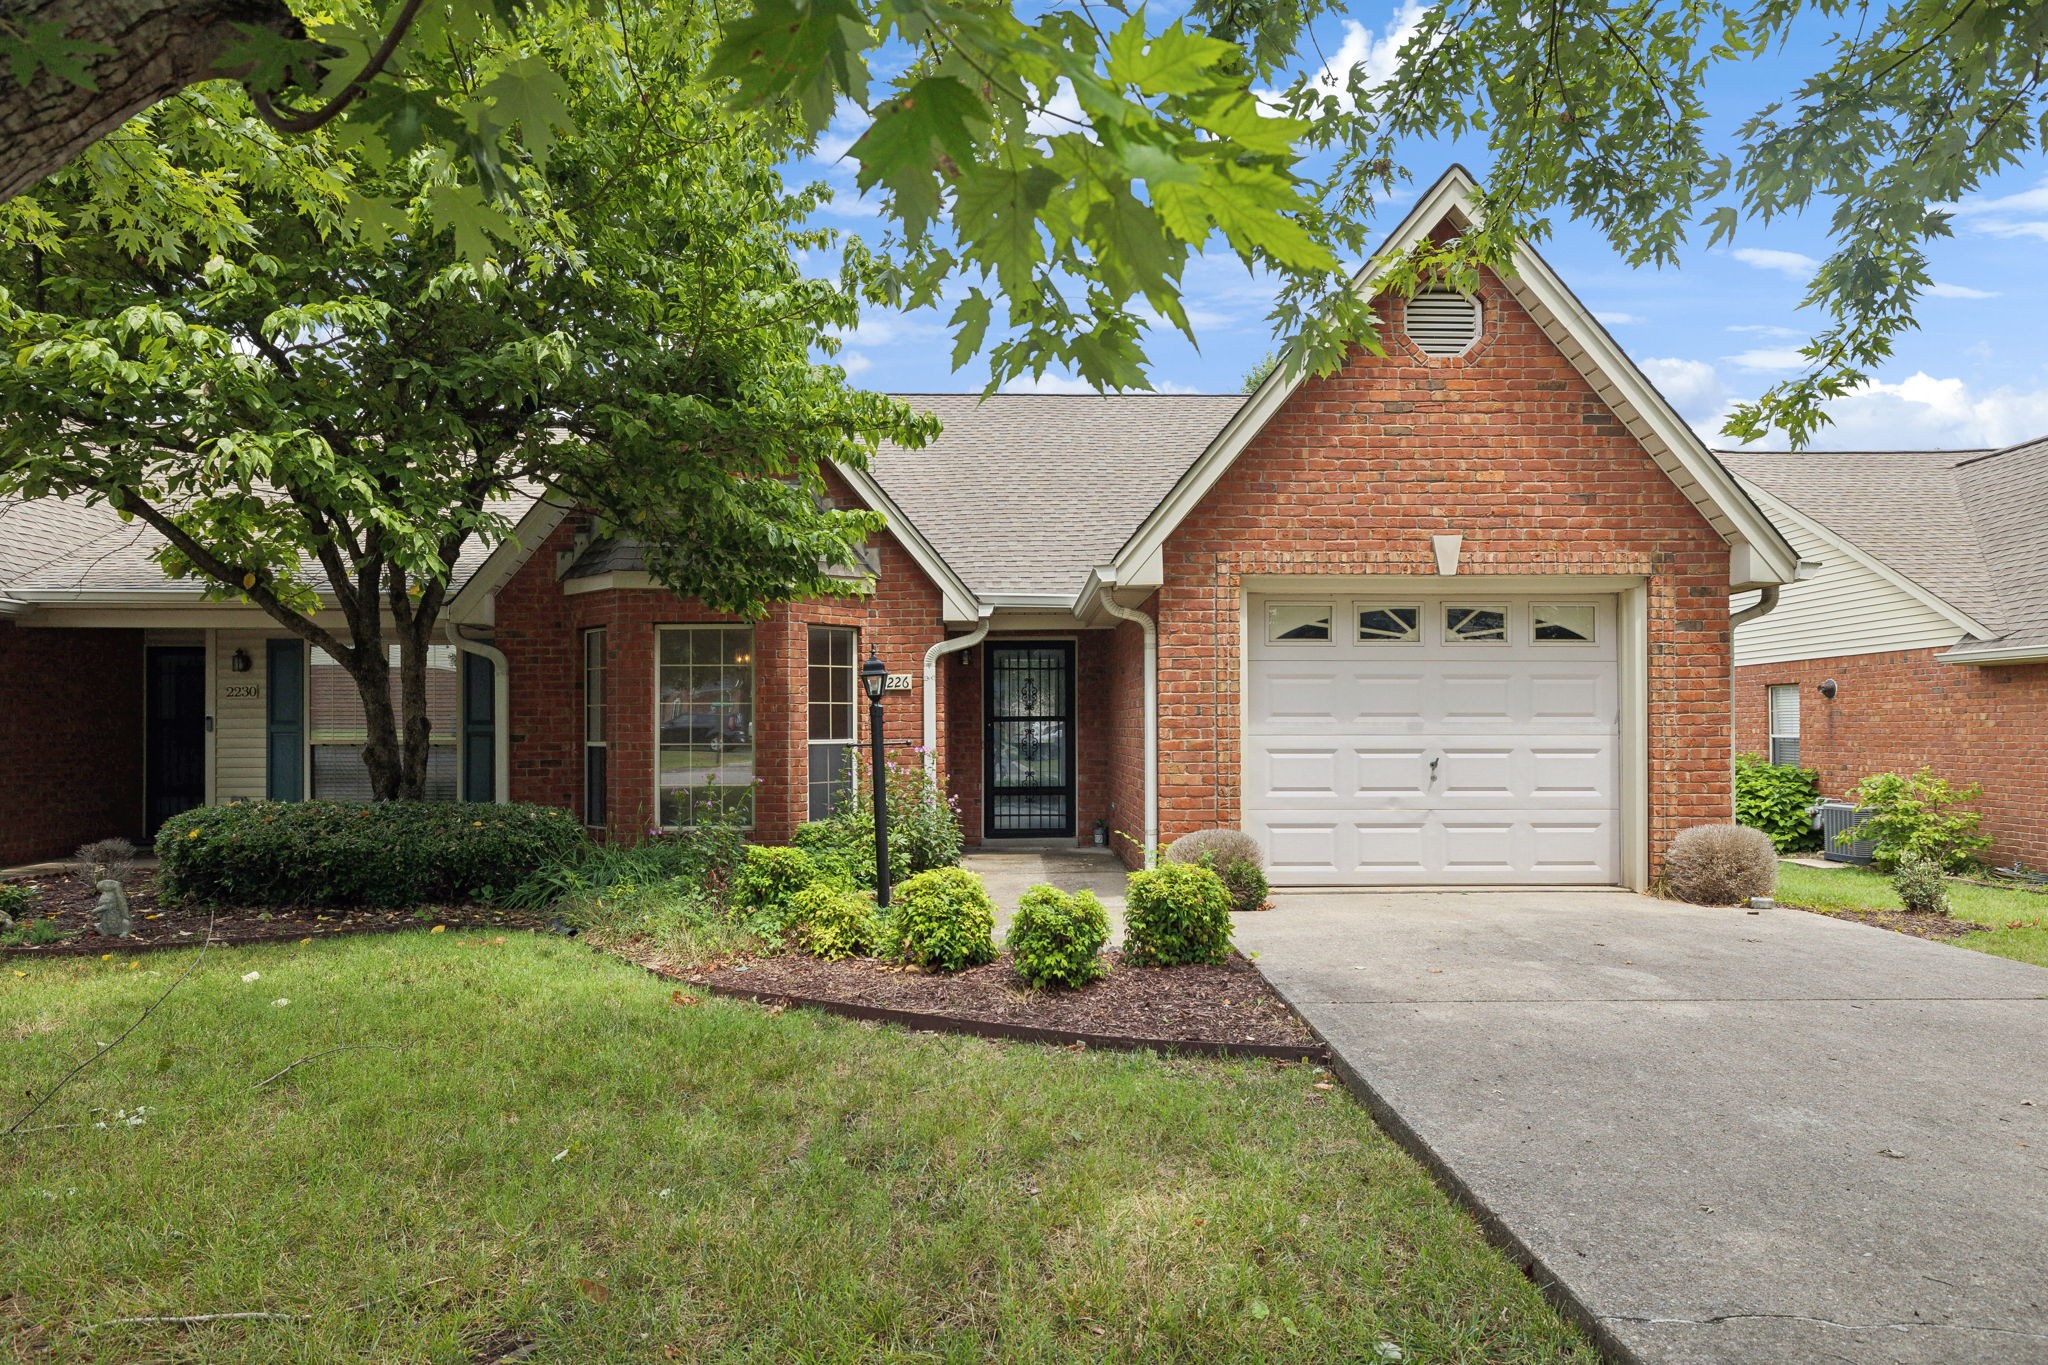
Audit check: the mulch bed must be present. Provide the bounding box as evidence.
[611,939,1324,1058]
[1798,905,1981,942]
[1,870,544,957]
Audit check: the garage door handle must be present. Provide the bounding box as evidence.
[1428,756,1440,783]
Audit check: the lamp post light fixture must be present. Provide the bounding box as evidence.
[860,653,892,906]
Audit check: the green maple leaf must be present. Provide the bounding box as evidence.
[851,76,989,238]
[1105,16,1235,98]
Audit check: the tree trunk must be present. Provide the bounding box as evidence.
[349,644,407,802]
[1,0,301,203]
[396,627,434,801]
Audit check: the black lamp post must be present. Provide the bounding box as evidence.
[860,653,891,906]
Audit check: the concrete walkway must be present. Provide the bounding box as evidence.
[1236,890,2048,1365]
[961,843,1128,944]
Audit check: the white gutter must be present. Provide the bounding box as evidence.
[922,609,993,780]
[445,618,512,803]
[1937,641,2048,666]
[1093,583,1158,863]
[0,596,29,618]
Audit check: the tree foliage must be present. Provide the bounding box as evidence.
[0,0,922,799]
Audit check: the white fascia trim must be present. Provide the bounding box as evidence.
[7,587,218,604]
[982,591,1079,611]
[0,595,29,618]
[1937,641,2048,665]
[1736,480,1994,640]
[447,490,574,624]
[831,461,982,625]
[1109,164,1801,591]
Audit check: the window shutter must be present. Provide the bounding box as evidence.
[266,638,305,801]
[461,651,496,803]
[1404,292,1482,356]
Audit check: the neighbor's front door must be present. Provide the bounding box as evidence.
[145,645,207,835]
[984,642,1075,838]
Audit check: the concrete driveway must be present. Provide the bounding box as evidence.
[1235,890,2048,1365]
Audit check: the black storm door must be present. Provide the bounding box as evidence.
[985,642,1075,838]
[145,646,206,835]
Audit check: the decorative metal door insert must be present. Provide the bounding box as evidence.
[985,643,1074,837]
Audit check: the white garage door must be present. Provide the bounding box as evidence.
[1245,593,1620,886]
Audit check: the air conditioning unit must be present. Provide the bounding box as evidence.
[1816,801,1876,864]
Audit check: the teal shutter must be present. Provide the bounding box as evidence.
[461,651,496,803]
[266,638,305,801]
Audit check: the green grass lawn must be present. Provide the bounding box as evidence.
[1,932,1592,1364]
[1775,861,2048,967]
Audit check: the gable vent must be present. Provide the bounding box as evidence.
[1404,291,1481,357]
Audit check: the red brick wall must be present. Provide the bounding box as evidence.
[1154,272,1735,874]
[492,475,951,845]
[1101,606,1152,868]
[0,622,146,865]
[1736,650,2048,868]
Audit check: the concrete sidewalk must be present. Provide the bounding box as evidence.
[1236,891,2048,1364]
[961,843,1129,945]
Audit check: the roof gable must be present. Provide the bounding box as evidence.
[1106,165,1802,592]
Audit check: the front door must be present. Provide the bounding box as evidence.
[984,642,1075,838]
[145,646,207,835]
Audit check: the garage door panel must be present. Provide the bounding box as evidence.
[1247,591,1621,886]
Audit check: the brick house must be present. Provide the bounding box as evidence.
[1728,438,2048,869]
[0,168,1799,887]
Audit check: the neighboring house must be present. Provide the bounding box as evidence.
[0,167,1800,887]
[1727,440,2048,869]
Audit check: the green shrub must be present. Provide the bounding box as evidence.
[0,882,36,921]
[0,917,64,947]
[1123,863,1234,967]
[1847,769,1992,872]
[1008,884,1109,989]
[791,882,882,961]
[798,755,963,887]
[1891,857,1951,914]
[156,801,586,908]
[884,866,996,972]
[505,824,743,912]
[729,845,823,932]
[1734,753,1821,852]
[1216,859,1269,913]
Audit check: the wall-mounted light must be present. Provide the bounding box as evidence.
[230,648,253,673]
[1818,678,1838,700]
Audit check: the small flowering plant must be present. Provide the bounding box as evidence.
[794,749,964,885]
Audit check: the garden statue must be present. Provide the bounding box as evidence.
[93,879,131,938]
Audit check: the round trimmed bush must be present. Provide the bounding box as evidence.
[155,800,585,908]
[1008,884,1109,989]
[884,867,997,972]
[1123,862,1234,966]
[1165,828,1263,872]
[1891,857,1951,915]
[790,882,882,960]
[1663,824,1777,905]
[730,844,822,930]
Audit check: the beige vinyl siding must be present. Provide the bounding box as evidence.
[1734,513,1965,667]
[214,629,286,800]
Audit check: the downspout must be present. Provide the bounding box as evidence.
[445,619,512,804]
[1727,583,1781,821]
[1095,587,1158,863]
[922,608,993,782]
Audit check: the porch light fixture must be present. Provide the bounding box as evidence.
[860,653,892,905]
[229,648,253,673]
[1819,678,1838,700]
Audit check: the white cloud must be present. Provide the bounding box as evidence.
[1723,348,1810,373]
[1638,357,1729,427]
[1594,311,1641,326]
[1286,2,1425,112]
[1804,372,2048,449]
[837,352,874,378]
[1727,323,1801,339]
[1926,281,1999,299]
[1730,247,1819,278]
[1949,180,2048,240]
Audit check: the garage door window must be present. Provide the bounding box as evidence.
[1444,604,1508,643]
[1532,603,1597,643]
[1356,605,1420,642]
[1266,602,1332,643]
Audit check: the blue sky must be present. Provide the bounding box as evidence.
[790,2,2048,451]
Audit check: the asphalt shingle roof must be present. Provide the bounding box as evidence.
[868,393,1246,595]
[1720,441,2048,654]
